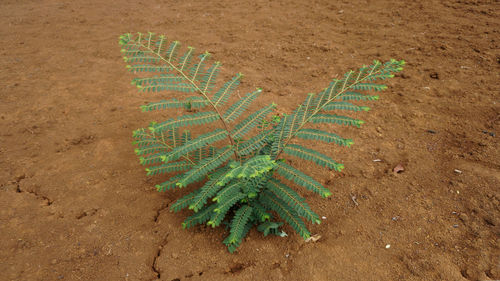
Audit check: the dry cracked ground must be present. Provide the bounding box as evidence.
[1,0,499,280]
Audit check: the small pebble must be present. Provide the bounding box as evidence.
[321,216,327,220]
[454,169,462,174]
[452,224,459,228]
[393,163,405,173]
[482,130,495,137]
[385,244,391,249]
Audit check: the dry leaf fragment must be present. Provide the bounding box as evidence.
[393,163,405,173]
[305,234,322,243]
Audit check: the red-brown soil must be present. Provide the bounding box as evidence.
[1,0,499,280]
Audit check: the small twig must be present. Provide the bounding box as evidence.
[350,194,359,206]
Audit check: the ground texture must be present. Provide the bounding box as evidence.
[1,0,499,280]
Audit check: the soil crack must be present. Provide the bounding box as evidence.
[151,235,169,280]
[17,185,53,205]
[11,176,53,206]
[154,203,169,223]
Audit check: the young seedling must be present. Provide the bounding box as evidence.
[119,32,404,252]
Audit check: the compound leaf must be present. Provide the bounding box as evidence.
[283,144,344,172]
[275,161,331,198]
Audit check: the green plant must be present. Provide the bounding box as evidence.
[119,32,404,252]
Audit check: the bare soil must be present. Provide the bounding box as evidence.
[1,0,499,280]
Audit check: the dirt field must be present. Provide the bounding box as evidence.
[1,0,499,280]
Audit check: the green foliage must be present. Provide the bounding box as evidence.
[119,32,404,252]
[140,97,208,112]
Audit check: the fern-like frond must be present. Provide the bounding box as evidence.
[226,205,253,244]
[134,143,168,156]
[190,145,217,162]
[162,129,227,163]
[223,220,254,253]
[140,97,209,112]
[132,128,197,164]
[212,182,242,203]
[297,93,317,125]
[338,91,379,101]
[283,144,344,172]
[132,135,161,148]
[200,62,221,93]
[223,88,262,122]
[351,83,387,91]
[152,34,166,55]
[271,114,290,157]
[176,146,233,188]
[189,52,211,81]
[295,128,353,147]
[270,60,406,159]
[131,74,184,87]
[151,111,219,133]
[266,178,320,224]
[136,82,196,93]
[231,103,276,139]
[125,64,173,73]
[177,46,195,71]
[271,108,304,158]
[323,101,370,112]
[162,127,181,148]
[251,201,271,222]
[139,152,165,166]
[165,41,181,62]
[145,161,192,176]
[275,161,331,198]
[212,73,242,107]
[245,175,270,198]
[182,204,217,229]
[207,192,245,227]
[170,190,200,212]
[188,167,230,212]
[260,191,310,239]
[311,114,364,128]
[237,129,273,156]
[156,174,185,192]
[123,54,162,64]
[216,155,276,186]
